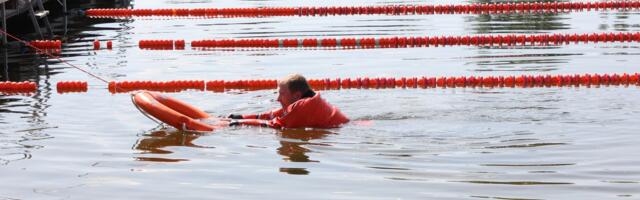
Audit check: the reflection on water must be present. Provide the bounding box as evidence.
[0,1,131,167]
[469,0,568,33]
[133,127,334,175]
[134,130,206,153]
[133,129,211,162]
[459,180,573,185]
[464,0,571,72]
[276,129,333,175]
[1,0,640,199]
[277,129,332,163]
[598,11,640,32]
[0,47,53,167]
[467,13,569,34]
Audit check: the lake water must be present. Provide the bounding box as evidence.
[1,0,640,199]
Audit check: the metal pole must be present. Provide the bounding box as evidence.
[36,0,52,38]
[1,49,8,81]
[63,0,67,37]
[1,1,6,47]
[28,0,44,39]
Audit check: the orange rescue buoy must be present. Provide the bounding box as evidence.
[132,91,216,132]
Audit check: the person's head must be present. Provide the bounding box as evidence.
[277,74,314,108]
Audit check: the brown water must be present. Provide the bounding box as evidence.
[1,0,640,199]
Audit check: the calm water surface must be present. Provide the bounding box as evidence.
[1,0,640,199]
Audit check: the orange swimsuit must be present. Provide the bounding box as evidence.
[239,93,349,129]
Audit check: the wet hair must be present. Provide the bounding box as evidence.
[280,74,315,98]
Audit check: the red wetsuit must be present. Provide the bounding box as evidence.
[238,93,349,129]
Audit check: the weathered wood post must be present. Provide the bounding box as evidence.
[27,0,44,39]
[35,0,52,37]
[1,0,7,47]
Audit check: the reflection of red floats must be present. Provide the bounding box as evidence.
[132,91,216,131]
[86,1,640,18]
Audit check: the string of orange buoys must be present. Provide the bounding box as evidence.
[28,40,62,50]
[82,73,640,94]
[0,82,38,94]
[33,32,640,51]
[27,40,114,50]
[108,80,206,93]
[13,73,640,94]
[85,1,640,18]
[138,40,185,50]
[57,81,89,94]
[133,32,640,50]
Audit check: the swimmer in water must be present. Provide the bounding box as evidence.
[226,74,349,129]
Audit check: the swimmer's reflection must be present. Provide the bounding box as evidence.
[277,129,333,162]
[133,130,211,162]
[132,127,334,172]
[277,129,333,175]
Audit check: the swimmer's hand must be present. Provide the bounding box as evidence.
[216,118,237,126]
[224,119,268,127]
[228,120,241,127]
[227,114,244,119]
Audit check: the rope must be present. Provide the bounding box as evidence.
[0,28,111,84]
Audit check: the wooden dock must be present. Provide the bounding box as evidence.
[2,0,51,19]
[1,0,129,46]
[1,0,56,45]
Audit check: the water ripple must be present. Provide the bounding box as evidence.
[458,180,573,185]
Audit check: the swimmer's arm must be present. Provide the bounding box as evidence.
[229,118,284,128]
[230,119,269,127]
[229,108,284,120]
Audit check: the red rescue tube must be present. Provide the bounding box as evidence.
[132,91,216,131]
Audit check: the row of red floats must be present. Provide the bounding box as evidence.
[108,80,207,93]
[103,73,640,94]
[93,40,113,50]
[106,80,279,93]
[138,40,186,50]
[57,81,89,94]
[30,32,640,52]
[5,73,640,95]
[307,73,640,90]
[28,40,113,51]
[28,40,62,50]
[85,1,640,18]
[0,82,38,94]
[188,32,640,49]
